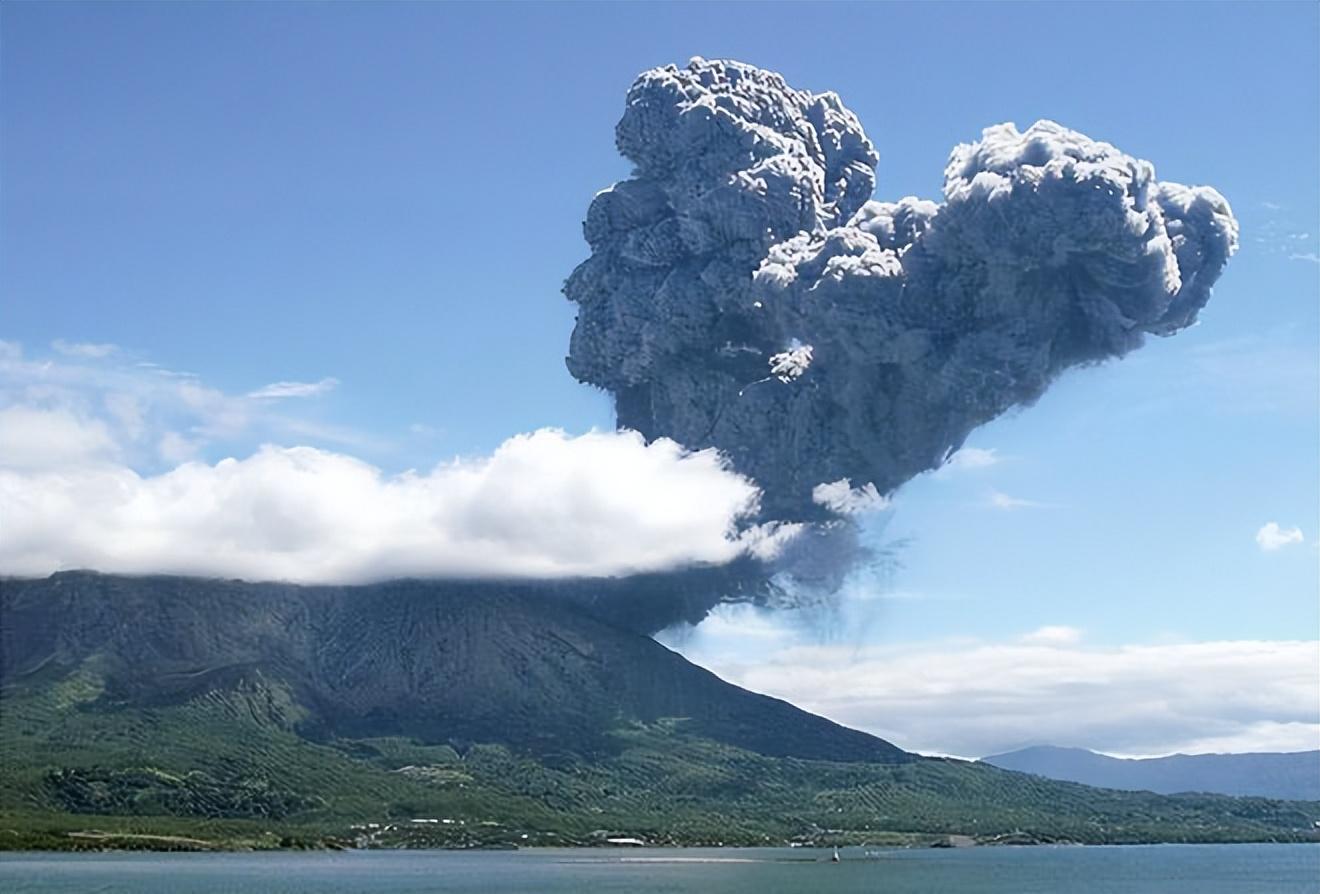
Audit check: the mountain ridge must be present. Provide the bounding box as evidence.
[981,745,1320,801]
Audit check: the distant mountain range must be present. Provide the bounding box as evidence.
[981,746,1320,801]
[2,572,1317,850]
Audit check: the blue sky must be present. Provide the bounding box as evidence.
[3,3,1316,755]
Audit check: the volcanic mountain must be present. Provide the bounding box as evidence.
[1,572,1316,850]
[0,571,904,763]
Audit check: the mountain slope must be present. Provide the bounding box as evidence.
[1,571,907,763]
[2,573,1317,849]
[981,746,1320,801]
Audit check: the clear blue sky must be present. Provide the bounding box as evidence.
[4,2,1316,650]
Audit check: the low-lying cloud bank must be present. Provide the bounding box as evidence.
[1,424,779,583]
[669,610,1319,758]
[1,341,785,583]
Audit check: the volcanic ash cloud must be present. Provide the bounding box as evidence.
[564,58,1238,521]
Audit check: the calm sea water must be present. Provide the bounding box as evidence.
[1,844,1317,893]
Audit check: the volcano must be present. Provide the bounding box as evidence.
[1,572,1314,850]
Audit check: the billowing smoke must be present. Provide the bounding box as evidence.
[565,58,1238,526]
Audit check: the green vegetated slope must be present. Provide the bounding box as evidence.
[1,573,1317,851]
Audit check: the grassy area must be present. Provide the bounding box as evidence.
[3,671,1318,850]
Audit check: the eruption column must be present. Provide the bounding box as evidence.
[565,58,1238,523]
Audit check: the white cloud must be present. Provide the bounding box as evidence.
[812,478,891,515]
[986,489,1046,510]
[157,431,202,464]
[103,392,145,440]
[51,339,118,359]
[0,406,118,470]
[934,447,1000,477]
[1288,252,1320,264]
[0,428,782,583]
[1125,721,1320,758]
[0,341,373,466]
[1020,625,1083,646]
[247,377,339,400]
[1256,522,1304,552]
[0,341,788,583]
[408,422,442,438]
[676,629,1320,758]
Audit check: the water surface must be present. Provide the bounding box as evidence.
[2,844,1317,893]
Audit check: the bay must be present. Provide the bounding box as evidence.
[1,844,1317,893]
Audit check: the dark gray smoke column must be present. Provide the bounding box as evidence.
[565,58,1238,522]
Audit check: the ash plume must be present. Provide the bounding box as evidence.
[565,58,1238,526]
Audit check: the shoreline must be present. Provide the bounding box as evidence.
[3,841,1320,858]
[2,832,1317,855]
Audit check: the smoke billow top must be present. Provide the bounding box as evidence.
[566,58,1238,524]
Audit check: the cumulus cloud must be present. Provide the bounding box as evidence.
[1256,522,1305,552]
[0,426,779,583]
[673,617,1320,758]
[0,340,803,618]
[0,406,118,469]
[248,377,340,400]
